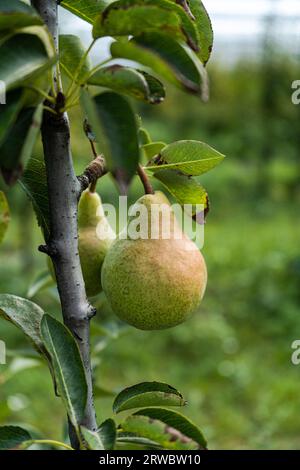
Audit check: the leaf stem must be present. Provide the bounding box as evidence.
[66,58,113,107]
[43,105,58,116]
[66,39,96,100]
[85,57,114,81]
[25,86,56,103]
[137,165,154,195]
[27,440,74,450]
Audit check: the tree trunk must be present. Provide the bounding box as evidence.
[31,0,97,448]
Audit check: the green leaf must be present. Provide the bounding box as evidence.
[19,103,43,161]
[81,427,104,450]
[138,70,166,104]
[0,426,31,450]
[146,140,225,176]
[121,414,201,450]
[117,433,162,449]
[59,34,92,83]
[19,439,73,450]
[0,32,55,92]
[152,169,208,219]
[0,89,24,146]
[80,89,140,192]
[94,0,199,51]
[0,0,43,31]
[111,33,208,97]
[0,191,10,245]
[61,0,112,24]
[0,295,57,395]
[93,1,181,41]
[98,419,116,450]
[0,107,35,176]
[142,141,166,160]
[0,294,46,355]
[113,382,186,414]
[134,407,207,449]
[19,157,50,240]
[88,65,165,104]
[138,127,152,145]
[0,105,43,185]
[27,270,55,299]
[40,314,88,429]
[189,0,213,65]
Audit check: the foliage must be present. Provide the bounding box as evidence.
[0,0,219,451]
[0,53,299,447]
[1,0,298,452]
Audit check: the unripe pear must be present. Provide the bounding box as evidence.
[101,191,207,330]
[48,189,115,297]
[78,189,115,297]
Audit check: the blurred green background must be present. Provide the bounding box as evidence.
[1,38,300,448]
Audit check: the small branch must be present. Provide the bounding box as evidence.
[84,58,114,82]
[31,0,97,449]
[38,244,57,257]
[137,165,155,195]
[25,85,56,103]
[77,155,107,195]
[65,39,96,100]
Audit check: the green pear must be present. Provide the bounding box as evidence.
[101,191,207,330]
[78,188,115,297]
[48,188,115,297]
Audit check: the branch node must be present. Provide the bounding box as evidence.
[77,175,90,194]
[55,92,66,114]
[88,306,97,320]
[77,155,107,195]
[38,243,58,258]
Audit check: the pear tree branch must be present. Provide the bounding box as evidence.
[31,0,97,448]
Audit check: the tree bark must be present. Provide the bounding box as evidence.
[31,0,97,447]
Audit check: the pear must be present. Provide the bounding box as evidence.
[48,188,115,297]
[78,188,115,297]
[101,191,207,330]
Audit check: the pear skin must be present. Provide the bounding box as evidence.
[78,189,115,297]
[48,189,115,298]
[101,191,207,330]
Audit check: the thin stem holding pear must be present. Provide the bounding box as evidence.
[137,164,155,195]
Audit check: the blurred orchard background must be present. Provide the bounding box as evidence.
[1,0,300,449]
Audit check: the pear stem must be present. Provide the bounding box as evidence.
[89,181,97,193]
[137,165,154,195]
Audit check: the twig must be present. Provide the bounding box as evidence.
[137,165,154,195]
[31,0,97,449]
